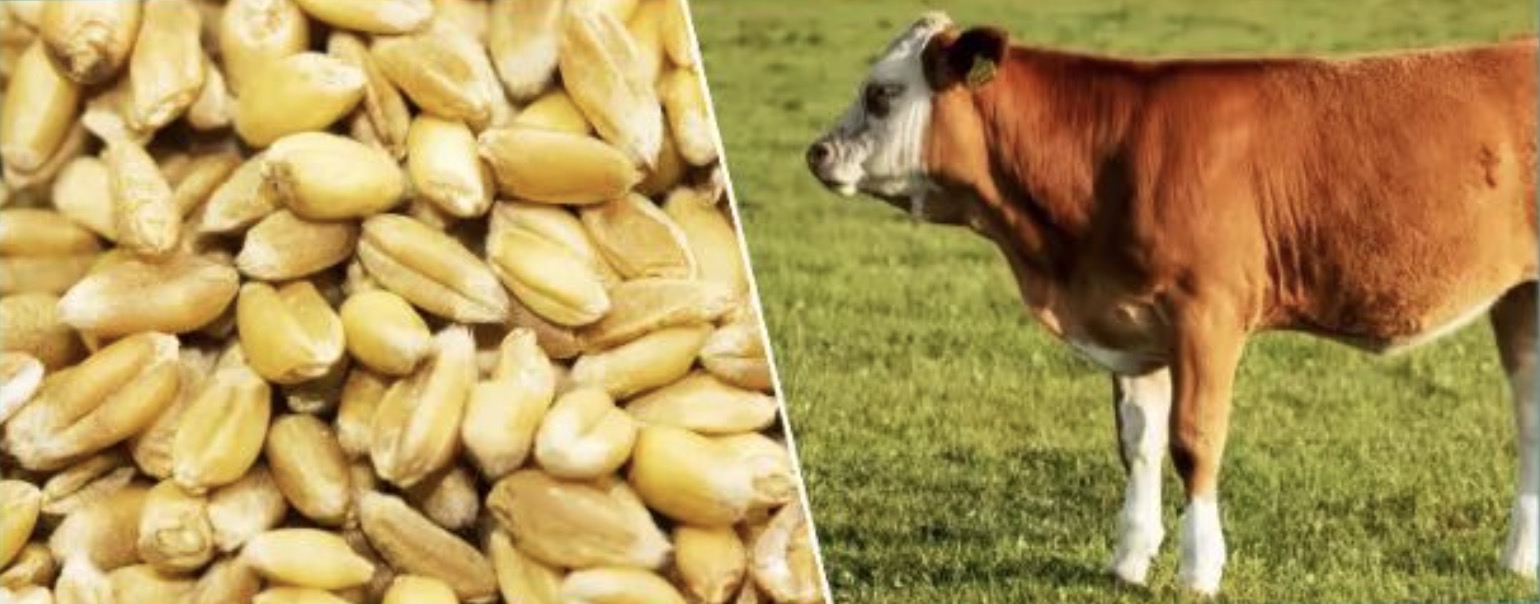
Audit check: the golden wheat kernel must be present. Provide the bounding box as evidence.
[659,67,721,166]
[627,425,757,527]
[0,480,42,570]
[243,529,376,590]
[533,387,636,480]
[0,41,80,173]
[187,54,234,131]
[568,324,711,399]
[105,140,181,258]
[329,31,413,160]
[368,326,476,488]
[48,485,150,569]
[461,329,556,479]
[487,226,612,327]
[200,154,280,235]
[135,479,216,573]
[487,0,563,102]
[356,492,498,601]
[559,6,664,167]
[578,278,735,352]
[486,470,670,570]
[406,115,494,218]
[171,363,272,493]
[486,529,563,604]
[58,253,239,338]
[264,414,353,526]
[235,52,368,147]
[128,0,206,132]
[371,27,495,127]
[219,0,311,95]
[559,567,687,604]
[0,543,58,590]
[107,564,196,603]
[580,192,698,280]
[236,281,346,385]
[0,351,45,426]
[339,290,433,376]
[674,525,749,604]
[185,556,263,604]
[477,127,641,205]
[170,151,243,217]
[402,466,480,532]
[357,213,510,323]
[39,1,141,85]
[624,371,778,435]
[37,451,135,520]
[3,333,181,472]
[262,132,407,220]
[236,210,360,281]
[293,0,433,34]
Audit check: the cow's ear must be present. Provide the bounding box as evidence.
[923,26,1009,90]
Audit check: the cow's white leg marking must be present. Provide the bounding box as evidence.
[1178,494,1226,596]
[1108,369,1170,585]
[1502,356,1539,578]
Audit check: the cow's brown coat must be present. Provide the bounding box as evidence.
[917,32,1538,495]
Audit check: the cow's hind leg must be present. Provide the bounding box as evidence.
[1492,282,1539,578]
[1108,369,1172,585]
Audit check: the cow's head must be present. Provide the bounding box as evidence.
[805,13,1010,221]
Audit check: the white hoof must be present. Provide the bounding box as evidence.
[1178,563,1224,598]
[1177,498,1226,597]
[1108,519,1164,585]
[1501,495,1538,578]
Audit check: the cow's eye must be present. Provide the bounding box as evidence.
[863,83,899,118]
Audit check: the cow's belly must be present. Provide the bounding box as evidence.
[1315,295,1500,356]
[1063,294,1501,371]
[1288,246,1531,354]
[1376,296,1499,354]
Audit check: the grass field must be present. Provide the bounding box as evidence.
[690,1,1540,602]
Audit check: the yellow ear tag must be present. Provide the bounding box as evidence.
[966,56,997,87]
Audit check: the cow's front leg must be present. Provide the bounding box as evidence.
[1108,368,1172,585]
[1169,305,1246,596]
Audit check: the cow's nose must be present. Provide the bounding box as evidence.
[805,141,833,170]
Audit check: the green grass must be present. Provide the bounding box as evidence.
[690,0,1540,602]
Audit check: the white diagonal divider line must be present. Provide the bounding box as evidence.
[679,1,837,601]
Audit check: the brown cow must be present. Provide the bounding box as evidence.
[806,12,1538,595]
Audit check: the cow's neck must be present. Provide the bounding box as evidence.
[945,47,1144,285]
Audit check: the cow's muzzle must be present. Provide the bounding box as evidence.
[805,140,833,170]
[804,138,855,195]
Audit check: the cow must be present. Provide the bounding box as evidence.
[805,12,1538,596]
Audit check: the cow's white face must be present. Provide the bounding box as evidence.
[806,13,952,208]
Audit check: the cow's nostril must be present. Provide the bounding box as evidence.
[806,142,832,168]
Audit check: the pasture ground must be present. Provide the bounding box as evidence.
[693,0,1540,601]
